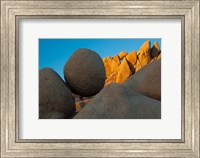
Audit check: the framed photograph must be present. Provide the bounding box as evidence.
[1,0,199,157]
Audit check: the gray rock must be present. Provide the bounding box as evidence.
[64,48,106,97]
[39,68,75,119]
[124,59,161,100]
[73,83,161,119]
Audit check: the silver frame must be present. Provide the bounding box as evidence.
[1,0,199,157]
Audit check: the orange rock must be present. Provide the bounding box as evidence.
[134,59,142,72]
[137,40,151,67]
[116,58,132,84]
[105,71,117,86]
[118,51,128,60]
[111,55,120,72]
[103,56,112,78]
[150,42,161,58]
[126,50,137,73]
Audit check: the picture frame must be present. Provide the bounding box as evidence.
[0,0,199,157]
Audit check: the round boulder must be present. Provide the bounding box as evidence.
[39,68,75,119]
[64,48,106,97]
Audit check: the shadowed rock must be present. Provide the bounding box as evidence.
[150,42,161,58]
[73,83,161,119]
[125,50,137,73]
[124,59,161,100]
[39,68,75,119]
[64,48,106,97]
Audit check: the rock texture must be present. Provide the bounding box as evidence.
[115,58,132,84]
[64,48,106,97]
[150,42,161,58]
[137,40,151,67]
[118,51,128,60]
[73,83,161,119]
[39,68,75,119]
[124,59,161,100]
[103,40,161,86]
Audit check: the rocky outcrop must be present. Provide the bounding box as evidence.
[105,58,132,85]
[137,40,151,67]
[125,50,137,72]
[118,51,128,60]
[111,55,121,72]
[39,68,75,119]
[103,40,161,86]
[64,48,106,97]
[103,56,112,78]
[150,42,161,58]
[39,40,162,119]
[73,83,161,119]
[116,58,132,84]
[124,59,161,100]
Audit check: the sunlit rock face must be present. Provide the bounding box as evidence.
[64,48,106,97]
[39,68,75,119]
[118,51,128,60]
[102,40,161,86]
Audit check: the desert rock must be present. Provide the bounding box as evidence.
[111,55,121,72]
[125,50,137,72]
[124,59,161,100]
[73,83,161,119]
[39,68,75,119]
[103,56,112,78]
[137,40,151,67]
[150,42,161,58]
[116,58,132,84]
[64,48,106,97]
[118,51,128,60]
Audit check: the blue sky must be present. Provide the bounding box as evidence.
[39,39,161,79]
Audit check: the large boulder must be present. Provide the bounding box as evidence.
[39,68,75,119]
[73,83,161,119]
[64,48,106,97]
[137,40,151,67]
[124,59,161,100]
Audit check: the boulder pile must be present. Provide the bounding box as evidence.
[103,41,161,86]
[39,40,161,119]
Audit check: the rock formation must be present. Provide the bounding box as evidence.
[124,59,161,100]
[150,42,161,58]
[118,51,128,60]
[39,68,75,119]
[137,40,151,67]
[40,40,162,119]
[102,40,161,86]
[73,83,161,119]
[63,48,106,97]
